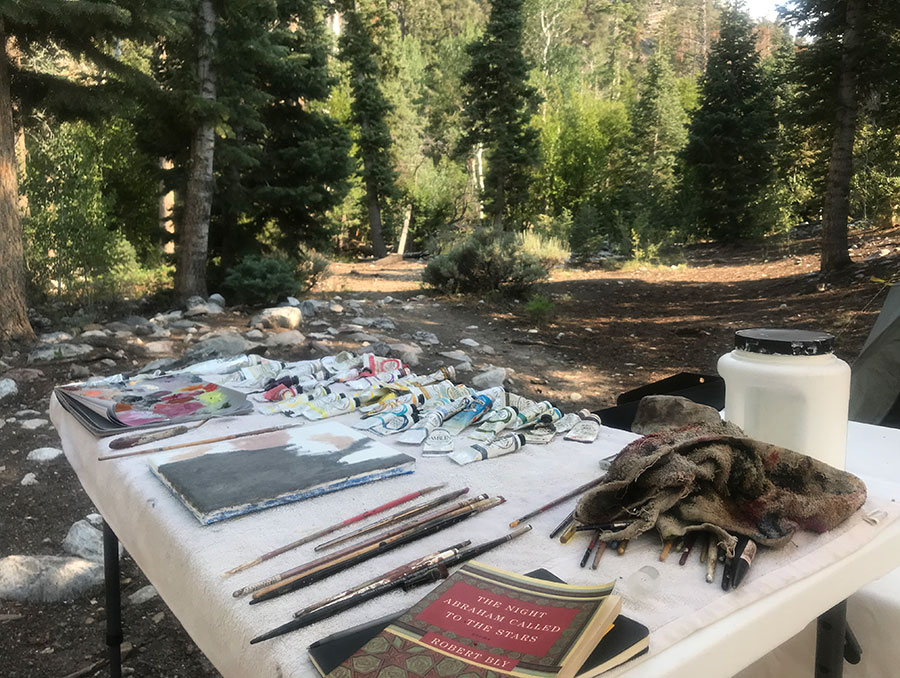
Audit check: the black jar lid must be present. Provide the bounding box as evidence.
[734,328,835,356]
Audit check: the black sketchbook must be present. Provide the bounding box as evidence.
[307,568,649,677]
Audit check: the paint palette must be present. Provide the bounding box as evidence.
[150,421,416,524]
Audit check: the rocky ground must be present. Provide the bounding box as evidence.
[1,224,898,677]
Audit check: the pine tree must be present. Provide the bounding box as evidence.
[460,0,540,228]
[684,5,775,242]
[338,0,400,258]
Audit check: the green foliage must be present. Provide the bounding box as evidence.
[222,253,316,306]
[422,228,547,296]
[516,226,570,268]
[524,293,555,325]
[460,0,541,227]
[684,6,776,242]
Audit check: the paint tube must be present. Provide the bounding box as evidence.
[368,407,420,436]
[353,402,417,430]
[296,370,329,392]
[442,394,494,436]
[522,426,556,445]
[358,392,415,416]
[564,409,602,443]
[408,380,465,404]
[422,428,455,456]
[553,412,582,433]
[348,386,394,407]
[282,358,326,378]
[303,393,357,420]
[395,366,455,388]
[182,354,270,377]
[476,386,507,409]
[450,433,526,465]
[507,392,531,411]
[320,351,359,375]
[258,386,330,415]
[263,383,297,401]
[540,408,563,426]
[361,354,404,374]
[344,368,411,390]
[511,400,554,430]
[397,397,470,445]
[468,406,518,441]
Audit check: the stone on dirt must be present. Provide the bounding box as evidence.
[20,473,38,486]
[27,343,94,364]
[250,306,303,330]
[38,331,74,344]
[3,368,44,383]
[266,330,306,348]
[459,338,479,348]
[27,447,63,462]
[208,293,226,307]
[63,519,121,562]
[0,378,17,401]
[137,340,176,357]
[412,331,440,345]
[471,367,507,389]
[20,419,49,430]
[69,364,90,379]
[389,343,422,366]
[0,555,104,603]
[439,350,470,363]
[185,332,260,360]
[128,584,159,606]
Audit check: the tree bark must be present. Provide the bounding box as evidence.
[0,21,35,343]
[175,0,217,302]
[820,0,864,273]
[364,174,387,258]
[397,203,412,254]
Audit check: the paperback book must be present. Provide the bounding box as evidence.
[55,373,251,436]
[321,561,634,678]
[308,569,648,678]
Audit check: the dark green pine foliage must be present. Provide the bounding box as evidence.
[684,6,775,242]
[460,0,540,229]
[210,0,352,260]
[338,0,401,258]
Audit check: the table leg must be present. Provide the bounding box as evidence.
[103,521,123,678]
[815,600,848,677]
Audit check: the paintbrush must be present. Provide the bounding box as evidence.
[108,419,210,450]
[249,497,505,605]
[232,493,489,598]
[98,422,305,461]
[313,487,470,552]
[222,483,447,577]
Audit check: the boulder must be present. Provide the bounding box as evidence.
[245,329,265,341]
[27,343,94,364]
[0,555,103,603]
[208,293,226,307]
[250,306,303,330]
[185,331,260,360]
[137,340,176,357]
[63,519,120,562]
[3,368,44,383]
[27,447,64,462]
[184,302,224,317]
[0,378,17,401]
[412,331,440,345]
[38,331,73,344]
[266,330,306,348]
[471,367,507,389]
[300,299,329,318]
[183,296,205,309]
[389,343,422,367]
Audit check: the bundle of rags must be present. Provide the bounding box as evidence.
[575,396,867,555]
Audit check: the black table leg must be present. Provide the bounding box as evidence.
[815,600,848,677]
[103,521,123,678]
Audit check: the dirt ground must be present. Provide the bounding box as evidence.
[1,225,898,678]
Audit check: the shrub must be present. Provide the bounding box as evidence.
[223,255,303,306]
[422,228,547,297]
[515,228,570,269]
[524,294,555,325]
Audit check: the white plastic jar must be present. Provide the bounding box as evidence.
[717,328,851,468]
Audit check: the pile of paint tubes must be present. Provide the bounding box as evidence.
[184,351,605,466]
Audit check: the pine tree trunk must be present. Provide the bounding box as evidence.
[820,0,864,273]
[397,203,412,254]
[0,22,35,343]
[175,0,217,302]
[364,174,387,258]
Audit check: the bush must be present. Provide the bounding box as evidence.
[524,294,555,325]
[223,255,301,306]
[422,228,547,297]
[515,228,570,269]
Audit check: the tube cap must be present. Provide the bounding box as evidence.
[734,328,835,356]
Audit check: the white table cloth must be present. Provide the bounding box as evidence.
[51,396,900,678]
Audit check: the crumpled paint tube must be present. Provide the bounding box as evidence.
[422,428,454,456]
[303,393,357,420]
[522,425,556,445]
[368,407,420,436]
[353,402,418,431]
[468,406,518,441]
[258,386,330,416]
[564,409,602,443]
[553,412,582,433]
[442,394,494,436]
[450,433,526,465]
[397,397,470,445]
[511,400,554,430]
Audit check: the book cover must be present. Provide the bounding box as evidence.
[326,561,622,678]
[55,373,251,436]
[150,421,416,524]
[309,570,648,678]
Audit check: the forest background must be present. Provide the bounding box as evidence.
[1,0,899,343]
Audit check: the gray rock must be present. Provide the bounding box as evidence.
[137,340,176,357]
[99,358,117,368]
[185,302,224,317]
[186,332,260,360]
[0,555,104,603]
[0,378,17,401]
[459,338,480,348]
[27,447,63,462]
[455,361,473,373]
[39,331,74,344]
[266,330,306,348]
[27,343,94,364]
[184,296,205,309]
[208,293,226,307]
[3,368,44,383]
[148,327,172,339]
[377,296,395,306]
[105,321,132,333]
[153,310,183,324]
[329,303,344,314]
[250,306,303,330]
[128,584,159,606]
[350,332,382,344]
[80,329,109,339]
[139,358,180,374]
[245,329,265,341]
[133,324,153,337]
[367,342,392,357]
[389,343,422,367]
[169,319,201,330]
[63,519,121,562]
[85,513,103,527]
[439,350,471,363]
[412,331,440,345]
[15,409,40,417]
[20,473,38,486]
[471,367,507,389]
[368,317,397,331]
[69,364,90,379]
[477,344,496,355]
[123,315,151,328]
[300,299,329,318]
[20,419,49,430]
[286,296,301,307]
